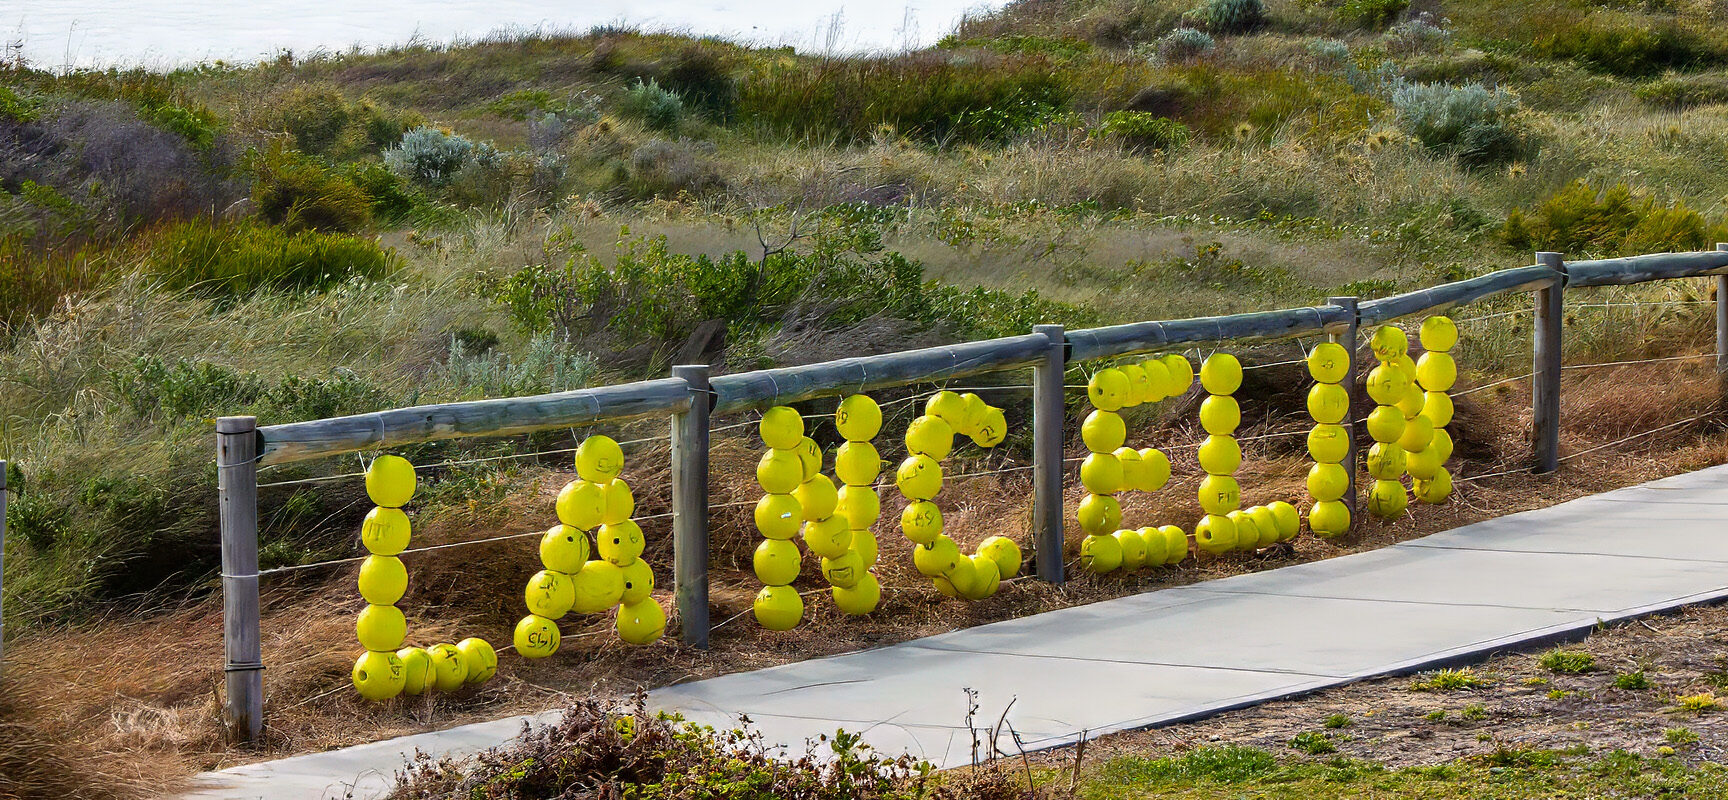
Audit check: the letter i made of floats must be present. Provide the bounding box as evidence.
[1412,315,1458,504]
[899,390,1013,599]
[1364,326,1413,519]
[1192,354,1246,555]
[752,407,809,631]
[830,395,886,615]
[354,456,496,701]
[1304,341,1353,538]
[1077,358,1187,573]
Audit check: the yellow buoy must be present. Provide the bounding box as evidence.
[1431,427,1455,462]
[1398,413,1434,453]
[944,554,981,597]
[1307,462,1349,502]
[1405,445,1441,481]
[1197,435,1242,475]
[397,646,431,695]
[834,441,882,486]
[1306,382,1349,425]
[1267,501,1301,541]
[972,406,1008,448]
[895,455,943,501]
[1113,528,1148,569]
[1114,447,1147,493]
[753,585,804,631]
[1307,500,1350,538]
[1080,533,1123,573]
[965,555,1001,600]
[1416,352,1457,392]
[801,515,853,559]
[833,573,881,615]
[925,391,969,427]
[1199,353,1243,395]
[600,478,635,526]
[900,500,943,546]
[1160,525,1189,563]
[797,436,823,481]
[1415,466,1454,504]
[1367,479,1408,518]
[1119,364,1151,408]
[456,638,497,684]
[556,480,606,531]
[753,538,802,586]
[352,650,407,701]
[1369,325,1408,361]
[1138,526,1169,566]
[1397,383,1426,419]
[427,643,468,691]
[575,435,626,483]
[913,535,961,577]
[1365,405,1406,443]
[1198,474,1241,516]
[1227,510,1259,552]
[358,555,408,606]
[1249,506,1280,548]
[1365,364,1411,405]
[1199,395,1241,436]
[758,407,805,451]
[598,519,645,566]
[1079,452,1125,495]
[361,507,412,555]
[836,484,880,529]
[524,569,576,619]
[821,549,865,589]
[570,560,625,614]
[619,558,654,604]
[753,493,803,540]
[794,474,839,521]
[756,448,804,495]
[1307,423,1349,464]
[1365,442,1406,480]
[1306,342,1350,384]
[1420,315,1458,352]
[977,536,1022,579]
[835,394,883,441]
[905,414,955,460]
[356,603,407,651]
[1086,368,1133,412]
[1081,410,1127,454]
[1139,447,1171,492]
[1161,354,1195,396]
[958,393,989,436]
[540,525,591,574]
[1139,359,1172,403]
[1421,391,1454,428]
[616,597,666,644]
[1077,492,1122,535]
[852,528,879,567]
[364,455,417,509]
[1194,514,1237,554]
[513,614,561,659]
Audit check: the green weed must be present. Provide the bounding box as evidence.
[1289,731,1337,755]
[1539,648,1597,675]
[1613,671,1651,690]
[144,219,398,296]
[1411,668,1488,692]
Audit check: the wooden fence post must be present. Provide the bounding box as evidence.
[1324,297,1360,527]
[1,459,8,670]
[1533,252,1565,474]
[670,365,711,649]
[1032,324,1067,584]
[217,416,263,743]
[1715,244,1728,393]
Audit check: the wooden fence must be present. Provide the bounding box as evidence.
[190,246,1728,740]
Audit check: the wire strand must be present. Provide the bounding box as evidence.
[1452,372,1535,397]
[1561,353,1713,371]
[1557,410,1718,464]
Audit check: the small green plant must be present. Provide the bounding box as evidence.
[1614,671,1651,690]
[1288,731,1336,755]
[1424,710,1446,721]
[1672,693,1724,714]
[1153,28,1217,63]
[1183,0,1265,34]
[1411,668,1488,692]
[1665,727,1700,745]
[1337,0,1407,29]
[385,126,483,187]
[1322,714,1351,729]
[1635,73,1728,109]
[1502,181,1725,257]
[1548,689,1575,700]
[1095,111,1192,152]
[1461,704,1488,721]
[144,219,399,297]
[1539,648,1597,675]
[1523,676,1551,686]
[248,144,373,234]
[619,79,685,132]
[1389,81,1525,167]
[1534,19,1722,78]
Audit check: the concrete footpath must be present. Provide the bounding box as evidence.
[184,464,1728,799]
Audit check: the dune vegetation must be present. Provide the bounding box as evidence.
[7,0,1728,793]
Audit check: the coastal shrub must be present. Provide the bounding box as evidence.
[1183,0,1266,34]
[1307,38,1350,67]
[249,145,373,233]
[661,45,739,121]
[1635,73,1728,109]
[1155,28,1217,63]
[1390,81,1525,166]
[110,355,387,422]
[257,84,417,159]
[1338,0,1407,29]
[340,161,422,221]
[385,126,480,187]
[144,218,398,296]
[619,79,685,132]
[1534,20,1720,78]
[1387,13,1450,55]
[1502,181,1724,257]
[1096,111,1192,151]
[0,236,106,333]
[623,138,723,198]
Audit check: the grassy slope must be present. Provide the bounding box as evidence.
[7,0,1728,790]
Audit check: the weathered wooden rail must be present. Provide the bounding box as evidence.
[205,247,1728,742]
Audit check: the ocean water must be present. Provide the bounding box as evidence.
[6,0,1002,70]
